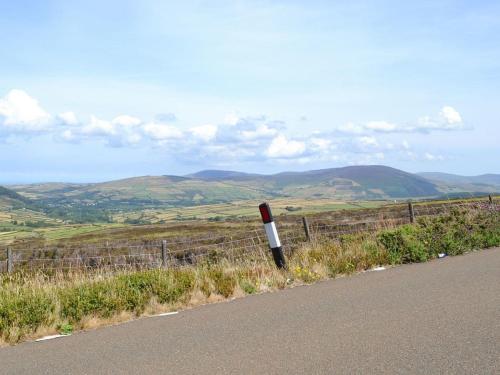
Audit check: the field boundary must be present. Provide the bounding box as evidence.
[1,198,497,273]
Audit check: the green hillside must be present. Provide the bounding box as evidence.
[2,164,498,229]
[418,172,500,194]
[191,165,440,199]
[0,186,61,234]
[10,166,441,213]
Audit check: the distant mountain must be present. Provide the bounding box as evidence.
[187,170,260,181]
[192,165,440,199]
[418,172,500,193]
[10,175,269,210]
[11,165,499,216]
[418,172,500,186]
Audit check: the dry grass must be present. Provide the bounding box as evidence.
[1,206,498,345]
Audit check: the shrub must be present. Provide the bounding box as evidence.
[208,268,236,297]
[59,280,124,322]
[59,269,196,322]
[239,280,257,294]
[377,225,428,264]
[152,269,195,304]
[0,288,55,340]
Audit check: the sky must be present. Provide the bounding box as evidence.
[0,0,499,183]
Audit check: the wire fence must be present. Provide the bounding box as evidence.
[0,198,497,273]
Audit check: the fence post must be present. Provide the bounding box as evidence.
[7,247,13,274]
[408,202,415,224]
[258,203,286,269]
[302,217,311,242]
[161,240,168,268]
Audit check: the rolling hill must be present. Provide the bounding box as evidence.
[418,172,500,194]
[190,165,440,198]
[418,172,500,186]
[3,165,499,226]
[0,186,61,228]
[9,165,440,211]
[0,186,31,208]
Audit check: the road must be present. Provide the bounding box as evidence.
[1,248,499,374]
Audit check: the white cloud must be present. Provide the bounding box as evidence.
[0,89,51,132]
[266,135,306,158]
[61,129,77,142]
[337,122,364,134]
[58,114,143,146]
[358,136,379,148]
[333,106,466,135]
[57,111,79,126]
[81,116,116,136]
[224,113,240,126]
[365,121,398,132]
[440,106,462,124]
[0,89,461,166]
[310,137,332,152]
[142,122,183,140]
[112,115,141,127]
[239,124,278,140]
[125,133,142,145]
[190,124,218,142]
[424,152,444,161]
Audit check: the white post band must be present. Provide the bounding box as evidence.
[264,222,281,248]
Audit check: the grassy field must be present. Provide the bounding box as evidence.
[111,198,388,223]
[1,196,496,248]
[1,206,498,345]
[0,198,390,246]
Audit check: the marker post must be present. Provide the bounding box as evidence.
[259,203,286,269]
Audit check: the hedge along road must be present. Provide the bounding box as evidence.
[1,248,499,374]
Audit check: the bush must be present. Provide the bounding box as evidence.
[208,268,236,297]
[378,208,500,264]
[377,225,428,264]
[239,280,257,294]
[0,288,55,340]
[59,269,196,322]
[59,280,123,322]
[151,269,195,304]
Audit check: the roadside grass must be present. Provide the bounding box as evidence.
[0,207,498,345]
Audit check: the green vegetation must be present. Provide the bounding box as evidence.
[10,165,492,224]
[1,207,498,345]
[1,166,498,246]
[0,197,389,245]
[378,208,500,263]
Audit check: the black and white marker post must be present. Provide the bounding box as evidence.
[259,202,286,269]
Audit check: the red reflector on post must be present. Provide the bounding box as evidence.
[259,202,273,224]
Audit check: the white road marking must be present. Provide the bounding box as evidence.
[372,266,386,271]
[156,311,178,317]
[36,334,70,342]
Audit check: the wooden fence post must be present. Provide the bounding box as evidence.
[7,247,13,274]
[408,202,415,224]
[302,217,311,242]
[161,240,168,268]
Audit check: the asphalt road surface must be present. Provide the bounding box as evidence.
[1,248,499,374]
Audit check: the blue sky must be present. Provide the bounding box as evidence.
[0,0,499,183]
